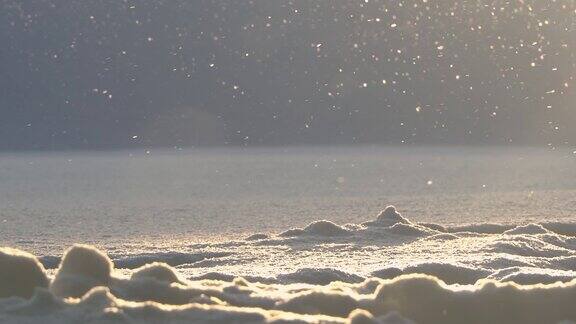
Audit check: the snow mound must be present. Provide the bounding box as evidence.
[369,274,576,323]
[0,247,49,299]
[303,220,353,236]
[131,262,184,284]
[50,244,113,298]
[377,206,408,224]
[363,206,410,227]
[280,220,352,237]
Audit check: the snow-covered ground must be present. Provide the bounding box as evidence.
[1,146,576,323]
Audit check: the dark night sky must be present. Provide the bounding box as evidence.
[1,0,575,150]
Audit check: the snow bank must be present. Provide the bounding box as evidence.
[363,206,410,227]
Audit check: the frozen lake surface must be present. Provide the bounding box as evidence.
[1,146,575,254]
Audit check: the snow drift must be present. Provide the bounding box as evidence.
[0,244,576,323]
[4,206,576,323]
